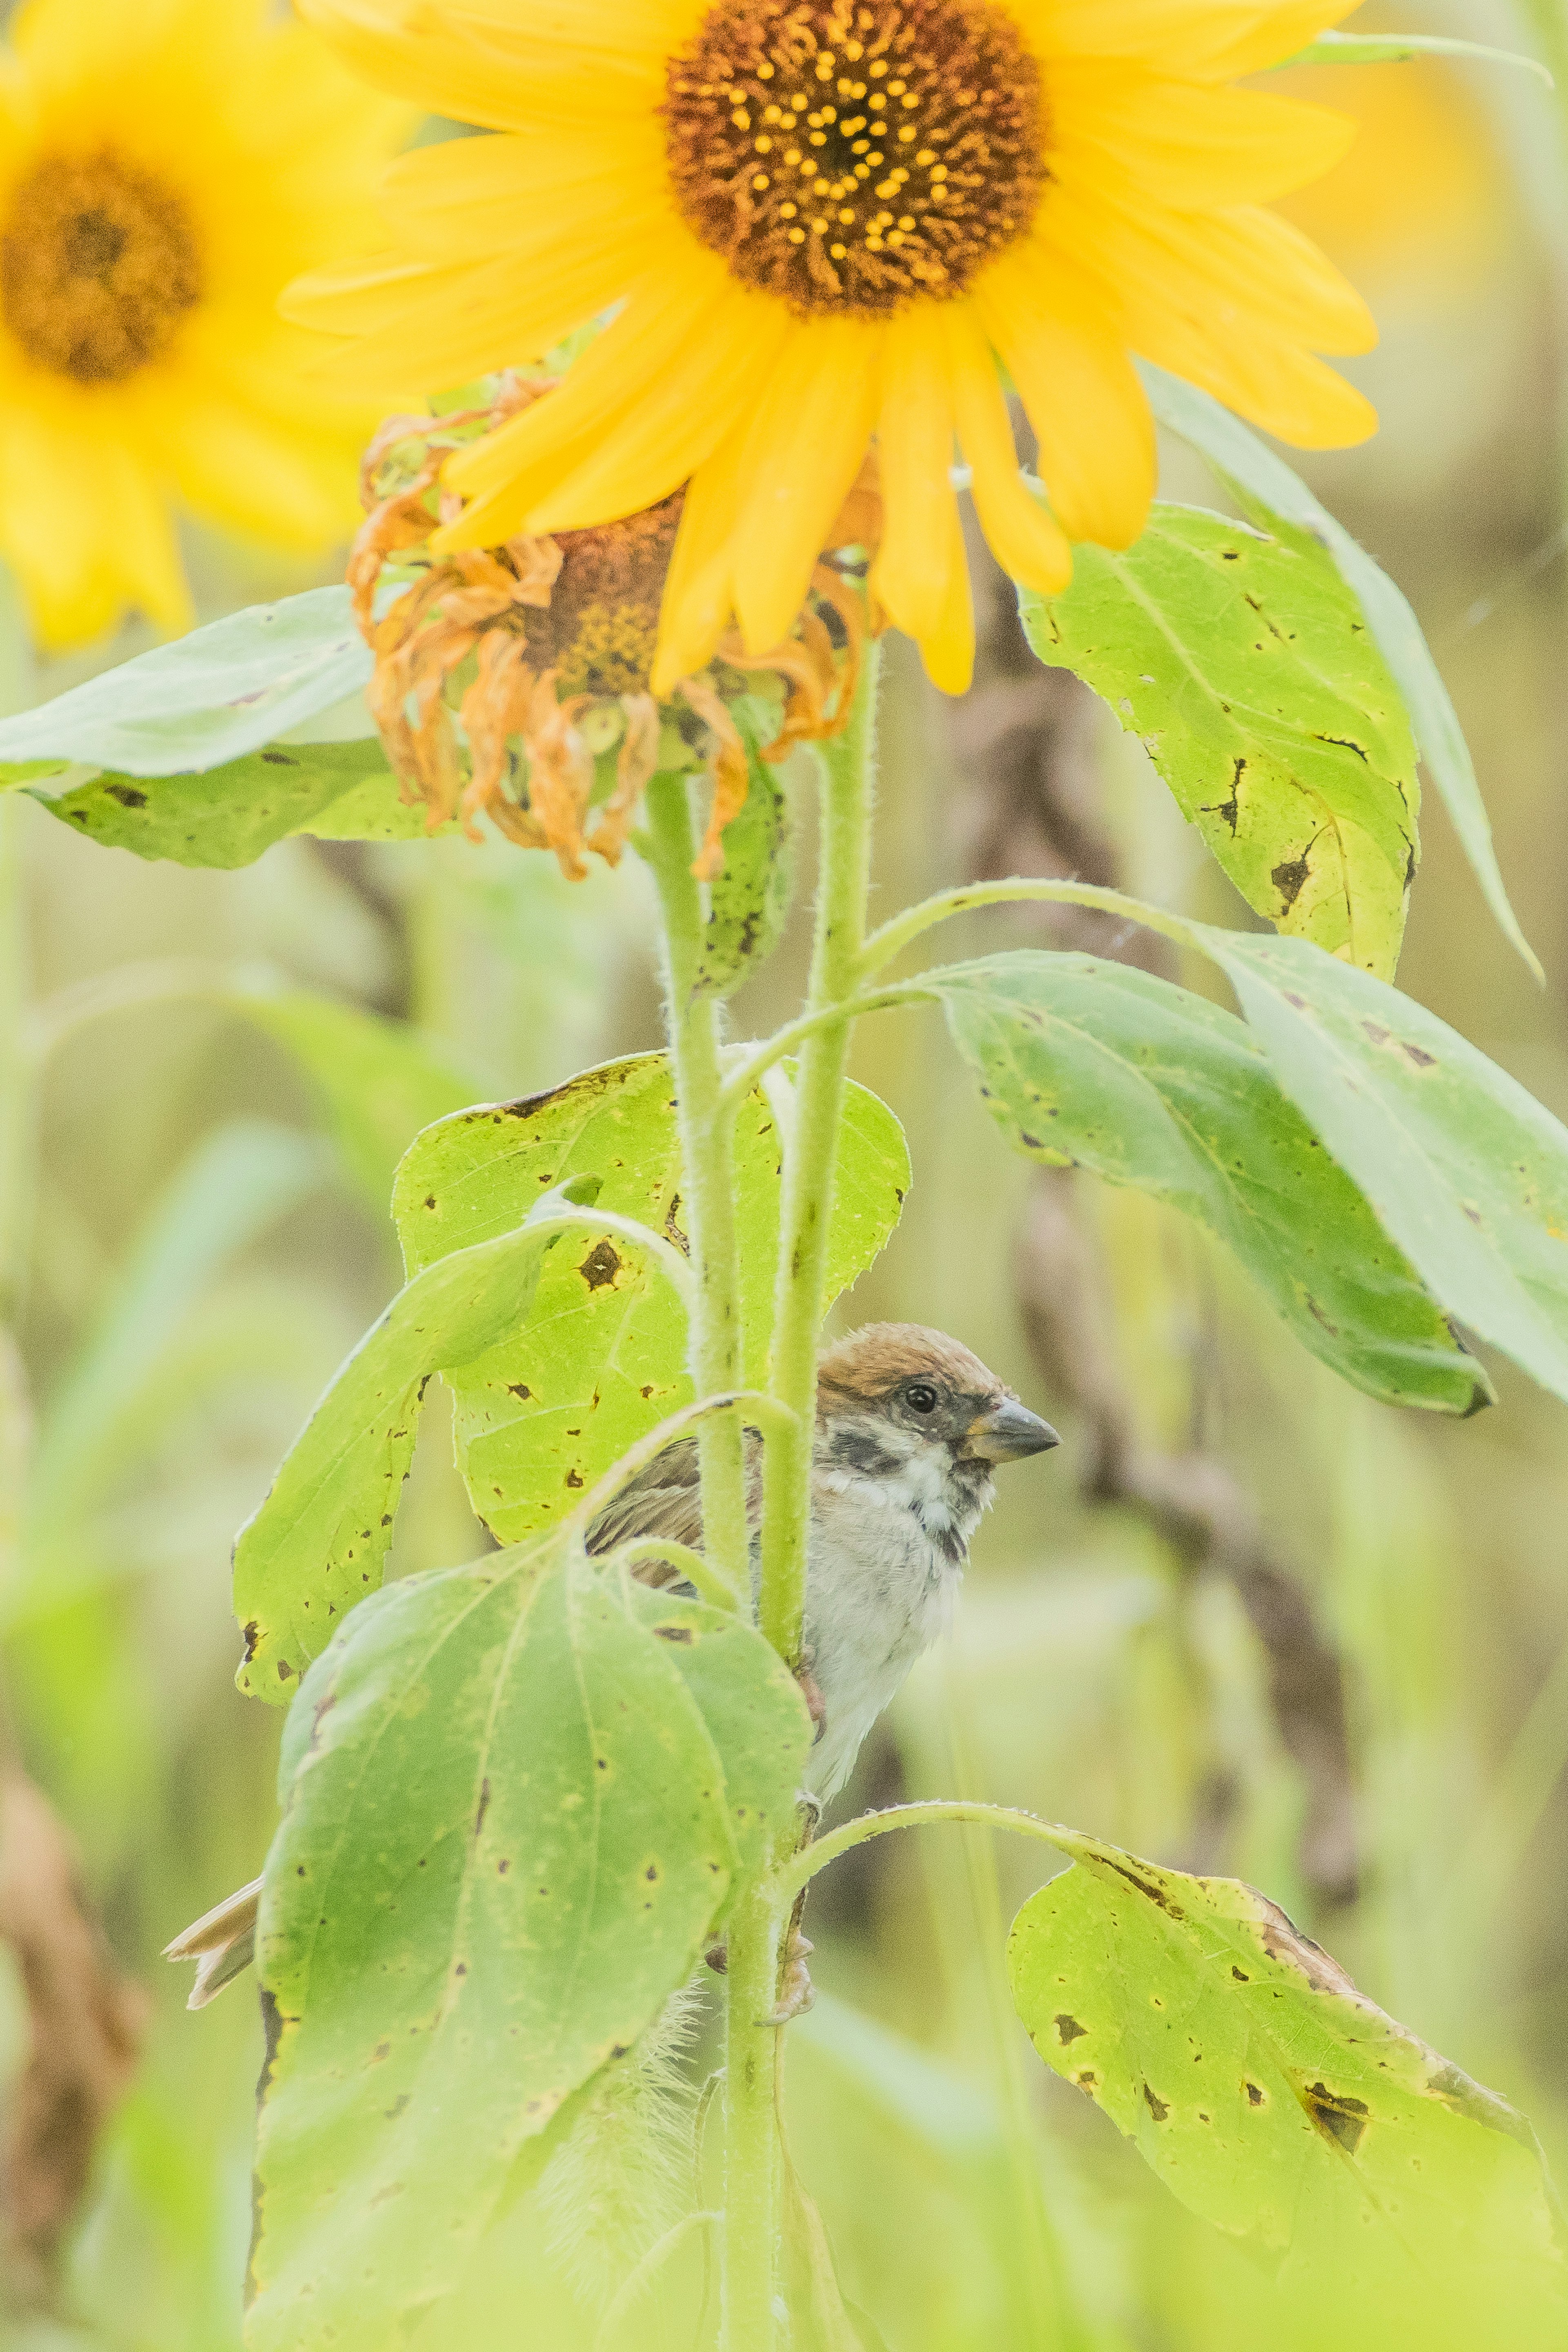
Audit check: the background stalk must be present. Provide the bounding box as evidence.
[641,774,750,1589]
[758,642,882,1662]
[719,1873,784,2352]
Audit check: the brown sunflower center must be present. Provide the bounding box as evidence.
[662,0,1043,317]
[527,494,685,697]
[0,152,202,384]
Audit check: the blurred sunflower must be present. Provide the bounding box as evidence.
[0,0,410,652]
[287,0,1376,696]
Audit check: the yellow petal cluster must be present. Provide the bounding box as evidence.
[0,0,411,652]
[287,0,1377,697]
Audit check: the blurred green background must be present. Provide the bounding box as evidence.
[5,6,1568,2346]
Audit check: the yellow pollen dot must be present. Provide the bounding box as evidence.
[930,164,948,179]
[887,229,904,245]
[822,105,837,121]
[843,116,866,134]
[852,139,869,153]
[755,134,773,150]
[869,93,885,108]
[789,225,805,241]
[837,77,853,94]
[753,173,770,188]
[869,58,886,74]
[812,215,828,230]
[867,151,883,165]
[764,103,780,119]
[838,206,855,221]
[757,58,773,76]
[915,149,935,165]
[814,178,830,193]
[897,214,915,229]
[809,131,826,145]
[732,110,751,127]
[902,93,919,107]
[830,241,846,256]
[853,163,870,178]
[780,200,797,216]
[898,125,915,140]
[785,148,801,164]
[780,112,796,126]
[875,180,896,197]
[845,38,863,58]
[888,80,906,94]
[791,92,806,107]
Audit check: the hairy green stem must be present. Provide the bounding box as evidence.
[606,1538,737,1613]
[642,776,751,1592]
[861,873,1184,977]
[720,1868,785,2352]
[776,1801,1073,1903]
[758,641,881,1663]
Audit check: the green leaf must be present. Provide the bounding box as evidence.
[924,951,1486,1414]
[1175,924,1568,1407]
[391,1053,909,1544]
[1142,364,1541,981]
[248,1532,808,2352]
[232,1176,645,1700]
[0,588,370,775]
[236,989,480,1213]
[694,708,794,998]
[1009,1835,1568,2332]
[1020,503,1417,980]
[1285,29,1553,83]
[33,740,421,870]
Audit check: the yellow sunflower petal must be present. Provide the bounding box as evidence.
[0,407,189,650]
[973,249,1155,549]
[525,289,792,535]
[653,423,753,693]
[378,127,659,259]
[435,255,733,546]
[1023,0,1357,80]
[871,309,973,695]
[942,307,1072,595]
[1047,66,1356,210]
[125,370,355,546]
[730,321,883,656]
[295,0,663,128]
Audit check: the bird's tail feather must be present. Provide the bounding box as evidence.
[164,1875,263,2010]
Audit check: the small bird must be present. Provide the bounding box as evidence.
[167,1324,1057,2007]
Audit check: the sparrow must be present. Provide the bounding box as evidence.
[166,1324,1057,2007]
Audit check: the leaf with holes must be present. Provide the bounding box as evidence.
[1010,1835,1568,2338]
[1020,503,1418,979]
[390,1054,909,1542]
[1142,363,1538,979]
[247,1533,808,2352]
[232,1178,627,1700]
[922,951,1485,1414]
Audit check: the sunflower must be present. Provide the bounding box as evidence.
[0,0,410,652]
[286,0,1374,697]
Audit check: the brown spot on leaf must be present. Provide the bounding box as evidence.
[1298,2079,1370,2156]
[507,1383,532,1400]
[474,1779,491,1837]
[1099,1856,1185,1920]
[1272,853,1311,911]
[579,1240,621,1289]
[1054,2014,1087,2046]
[1143,2083,1169,2121]
[654,1624,694,1644]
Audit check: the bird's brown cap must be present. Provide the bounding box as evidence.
[816,1323,1009,1409]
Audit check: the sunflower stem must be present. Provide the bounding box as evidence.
[757,640,880,1664]
[643,775,751,1597]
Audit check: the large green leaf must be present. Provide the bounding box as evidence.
[1020,503,1417,979]
[1180,925,1568,1405]
[1010,1835,1568,2338]
[232,1177,670,1699]
[36,740,423,870]
[921,952,1485,1414]
[0,588,369,776]
[1142,364,1540,980]
[391,1054,910,1543]
[248,1532,809,2352]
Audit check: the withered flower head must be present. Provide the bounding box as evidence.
[350,377,877,881]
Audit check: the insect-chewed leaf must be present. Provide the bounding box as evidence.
[34,739,421,868]
[1009,1838,1568,2339]
[1020,503,1418,980]
[924,951,1486,1414]
[391,1053,909,1542]
[694,703,794,998]
[232,1180,608,1700]
[247,1534,808,2352]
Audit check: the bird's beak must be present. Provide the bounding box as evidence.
[964,1397,1060,1463]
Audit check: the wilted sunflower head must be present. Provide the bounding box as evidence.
[287,0,1376,697]
[353,379,873,879]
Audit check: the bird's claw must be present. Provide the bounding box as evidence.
[761,1927,815,2026]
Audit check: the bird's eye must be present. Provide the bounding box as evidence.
[904,1382,938,1414]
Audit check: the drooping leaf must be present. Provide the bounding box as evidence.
[390,1054,910,1543]
[1178,923,1568,1407]
[1009,1835,1568,2337]
[35,740,413,869]
[0,588,370,776]
[920,952,1486,1414]
[1142,363,1540,980]
[248,1533,808,2352]
[232,1177,639,1699]
[694,706,795,998]
[1020,503,1418,979]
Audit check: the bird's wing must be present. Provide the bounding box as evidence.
[164,1874,263,2010]
[585,1428,763,1586]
